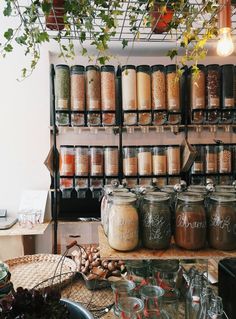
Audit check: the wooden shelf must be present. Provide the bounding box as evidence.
[0,222,51,236]
[98,226,236,260]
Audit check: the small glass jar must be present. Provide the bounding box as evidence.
[108,196,139,251]
[138,112,152,126]
[55,65,70,110]
[140,193,171,249]
[192,146,205,174]
[208,194,236,250]
[59,145,75,176]
[138,147,152,176]
[137,65,151,110]
[86,65,101,111]
[118,297,144,319]
[218,145,232,173]
[70,65,85,111]
[205,145,218,173]
[102,112,116,126]
[90,146,103,176]
[140,285,164,319]
[123,147,138,176]
[151,65,166,110]
[126,260,152,293]
[206,64,220,109]
[56,112,69,126]
[75,146,89,176]
[122,65,137,111]
[71,112,85,126]
[123,112,138,126]
[104,146,119,176]
[87,112,101,126]
[221,64,234,109]
[166,65,180,111]
[167,146,180,175]
[152,146,167,175]
[175,193,206,250]
[111,280,136,316]
[101,65,116,111]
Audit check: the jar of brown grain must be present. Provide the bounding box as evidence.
[101,65,116,111]
[166,65,180,111]
[151,65,166,110]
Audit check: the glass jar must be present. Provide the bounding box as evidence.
[152,146,167,175]
[104,146,119,176]
[175,193,206,250]
[126,260,152,293]
[59,145,75,176]
[102,112,116,126]
[87,112,101,126]
[137,65,151,110]
[166,65,180,111]
[208,296,224,319]
[123,112,138,126]
[205,145,218,173]
[140,193,171,249]
[55,65,70,110]
[71,112,85,126]
[123,147,138,176]
[206,64,220,109]
[111,280,136,316]
[108,196,139,251]
[90,146,103,176]
[140,285,164,319]
[190,65,206,110]
[86,65,101,111]
[138,147,152,176]
[122,65,137,111]
[118,297,144,319]
[70,65,85,111]
[218,145,232,173]
[167,146,180,175]
[208,194,236,250]
[101,65,116,111]
[221,64,234,109]
[75,146,89,176]
[191,146,205,174]
[151,65,166,110]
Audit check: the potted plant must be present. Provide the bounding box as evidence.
[149,1,175,34]
[44,0,65,31]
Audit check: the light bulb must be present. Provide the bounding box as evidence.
[216,27,234,57]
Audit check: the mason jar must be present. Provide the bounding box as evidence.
[108,195,139,251]
[126,260,152,296]
[208,194,236,250]
[140,192,171,249]
[123,147,138,176]
[137,65,151,110]
[175,193,206,250]
[55,65,70,110]
[86,65,101,111]
[111,280,136,316]
[70,65,85,111]
[122,65,137,111]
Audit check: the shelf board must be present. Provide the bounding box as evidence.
[98,226,236,260]
[0,221,51,237]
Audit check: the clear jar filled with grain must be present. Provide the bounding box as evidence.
[75,146,89,176]
[86,65,101,111]
[101,65,116,111]
[70,65,85,111]
[192,145,205,174]
[123,147,138,176]
[137,65,151,110]
[221,64,235,109]
[166,65,180,111]
[151,65,166,110]
[167,146,180,175]
[122,65,137,110]
[90,146,103,176]
[138,147,152,176]
[152,146,167,175]
[205,145,217,173]
[104,146,119,176]
[55,65,70,110]
[59,145,75,176]
[190,65,206,110]
[218,145,232,173]
[206,64,220,109]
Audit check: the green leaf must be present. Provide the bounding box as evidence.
[167,49,178,60]
[81,47,87,56]
[4,44,13,52]
[122,39,128,49]
[3,1,12,16]
[38,32,49,43]
[80,31,86,42]
[15,35,27,45]
[4,28,13,40]
[98,56,107,65]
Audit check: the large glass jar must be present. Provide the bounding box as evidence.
[90,146,103,176]
[205,145,218,174]
[101,65,116,111]
[137,65,151,110]
[191,146,205,174]
[138,147,152,176]
[86,65,101,111]
[166,65,180,111]
[70,65,85,111]
[59,145,75,176]
[221,64,234,109]
[175,193,206,250]
[123,147,138,176]
[108,196,139,251]
[104,146,119,176]
[75,146,89,176]
[152,146,167,175]
[167,146,180,175]
[140,193,171,249]
[190,65,206,110]
[151,65,166,110]
[218,145,232,173]
[208,194,236,250]
[206,64,220,109]
[122,65,137,111]
[55,65,70,110]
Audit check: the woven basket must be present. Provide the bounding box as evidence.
[5,254,76,290]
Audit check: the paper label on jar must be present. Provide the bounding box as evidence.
[102,99,115,111]
[71,98,84,111]
[209,97,219,108]
[91,165,103,175]
[88,99,100,110]
[225,98,234,107]
[76,164,88,176]
[57,98,68,110]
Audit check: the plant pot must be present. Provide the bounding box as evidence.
[45,0,65,31]
[61,298,95,319]
[150,3,174,34]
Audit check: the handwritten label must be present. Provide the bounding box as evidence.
[143,213,171,240]
[176,215,206,229]
[210,215,236,234]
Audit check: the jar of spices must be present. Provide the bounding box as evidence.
[90,146,103,176]
[205,145,218,173]
[206,64,220,109]
[75,146,89,176]
[218,145,232,173]
[104,146,119,176]
[86,65,101,111]
[167,146,180,175]
[221,64,234,109]
[137,65,151,110]
[152,146,167,175]
[59,145,75,176]
[55,65,70,110]
[122,65,137,111]
[108,195,139,251]
[140,192,171,249]
[192,146,205,174]
[190,65,206,110]
[101,65,116,111]
[70,65,85,111]
[123,147,138,176]
[208,194,236,250]
[151,65,166,110]
[175,193,206,250]
[138,147,152,176]
[166,65,180,111]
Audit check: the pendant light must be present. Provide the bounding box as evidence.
[217,0,234,57]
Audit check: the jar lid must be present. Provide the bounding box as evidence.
[160,185,175,194]
[215,185,236,193]
[112,194,136,204]
[101,65,115,72]
[86,65,100,71]
[178,192,204,202]
[71,65,85,74]
[122,65,136,72]
[56,64,69,70]
[137,65,150,73]
[151,65,165,73]
[144,192,170,202]
[221,64,234,69]
[166,64,177,73]
[207,64,220,70]
[187,185,207,194]
[210,194,236,202]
